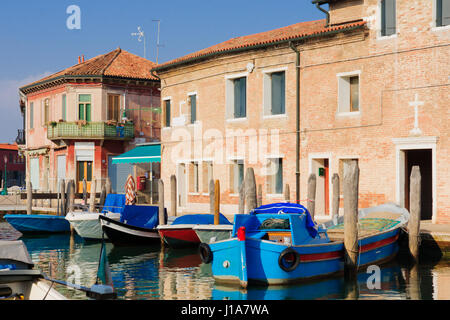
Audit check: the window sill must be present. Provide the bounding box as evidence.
[162,127,171,131]
[187,121,201,127]
[188,192,201,196]
[226,117,247,123]
[266,193,284,198]
[432,25,450,32]
[377,34,398,41]
[263,113,287,120]
[336,111,361,118]
[229,193,239,197]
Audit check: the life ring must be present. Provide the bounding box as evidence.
[199,243,213,264]
[278,247,301,272]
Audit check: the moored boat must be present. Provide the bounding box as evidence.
[100,205,165,246]
[200,203,409,288]
[4,214,71,234]
[157,214,232,248]
[193,224,234,244]
[66,194,125,241]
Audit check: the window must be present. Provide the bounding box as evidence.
[189,162,199,193]
[62,94,66,121]
[233,77,246,118]
[29,102,34,129]
[338,73,360,114]
[230,159,244,193]
[202,161,213,193]
[267,158,283,194]
[437,0,450,27]
[264,71,286,115]
[78,94,91,121]
[108,94,121,122]
[164,99,171,127]
[44,99,50,125]
[189,94,197,124]
[380,0,396,37]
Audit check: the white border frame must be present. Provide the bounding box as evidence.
[336,70,362,117]
[225,72,249,122]
[262,66,288,119]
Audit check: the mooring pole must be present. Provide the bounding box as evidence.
[332,173,340,224]
[158,179,166,226]
[89,179,97,212]
[209,179,215,215]
[239,181,245,214]
[257,184,263,207]
[409,166,421,263]
[284,184,290,203]
[307,173,316,219]
[26,180,32,215]
[60,179,66,216]
[170,175,177,217]
[214,180,220,225]
[244,168,257,214]
[343,160,359,280]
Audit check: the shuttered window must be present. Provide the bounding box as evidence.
[164,100,171,127]
[62,94,66,121]
[78,94,91,122]
[271,72,285,115]
[233,77,246,118]
[381,0,396,37]
[108,94,120,122]
[189,94,197,124]
[437,0,450,27]
[29,102,34,129]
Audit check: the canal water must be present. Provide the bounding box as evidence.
[1,222,449,300]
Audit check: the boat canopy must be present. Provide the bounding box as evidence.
[111,143,161,164]
[0,240,34,267]
[120,205,164,229]
[171,214,232,225]
[102,194,126,214]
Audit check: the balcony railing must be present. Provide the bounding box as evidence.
[15,129,25,145]
[47,121,134,140]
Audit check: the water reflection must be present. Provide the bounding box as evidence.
[1,224,448,300]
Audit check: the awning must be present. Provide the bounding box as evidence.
[112,144,161,164]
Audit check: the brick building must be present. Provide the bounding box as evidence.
[0,143,25,188]
[19,48,161,195]
[153,0,449,223]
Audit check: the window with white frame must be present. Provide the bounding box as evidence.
[163,99,171,127]
[380,0,396,37]
[230,159,244,193]
[436,0,450,27]
[226,75,247,119]
[337,72,360,114]
[267,158,283,195]
[263,70,286,116]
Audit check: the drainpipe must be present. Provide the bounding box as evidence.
[314,1,330,28]
[289,42,301,204]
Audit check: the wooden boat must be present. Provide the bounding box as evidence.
[0,240,67,300]
[4,214,71,234]
[66,194,125,241]
[100,205,164,246]
[157,214,232,248]
[193,224,233,244]
[201,203,409,288]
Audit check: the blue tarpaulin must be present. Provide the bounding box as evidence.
[101,194,126,214]
[120,205,165,229]
[171,214,232,225]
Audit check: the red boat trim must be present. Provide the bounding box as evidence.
[300,234,399,263]
[159,228,200,244]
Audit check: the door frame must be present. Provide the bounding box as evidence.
[177,162,187,209]
[308,153,333,219]
[393,137,437,223]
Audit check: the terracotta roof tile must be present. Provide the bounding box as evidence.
[155,19,366,71]
[0,143,19,151]
[21,49,158,92]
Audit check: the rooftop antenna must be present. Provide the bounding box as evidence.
[131,26,146,59]
[152,20,164,64]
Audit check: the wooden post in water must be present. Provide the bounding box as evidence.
[99,184,106,209]
[284,184,290,203]
[332,173,340,224]
[158,179,166,226]
[59,179,66,216]
[209,179,215,215]
[82,179,87,205]
[106,177,112,195]
[26,180,32,215]
[214,180,220,225]
[244,168,257,214]
[239,182,245,214]
[67,180,76,213]
[170,175,177,217]
[409,166,421,263]
[257,184,263,207]
[89,179,97,212]
[307,174,316,219]
[343,160,359,279]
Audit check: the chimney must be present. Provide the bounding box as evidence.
[82,55,85,63]
[78,56,81,64]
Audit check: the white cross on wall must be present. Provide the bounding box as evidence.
[409,93,424,136]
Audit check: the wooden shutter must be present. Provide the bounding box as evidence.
[29,102,34,129]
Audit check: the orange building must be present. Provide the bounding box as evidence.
[19,48,161,194]
[153,0,449,223]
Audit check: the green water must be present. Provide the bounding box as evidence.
[1,222,450,300]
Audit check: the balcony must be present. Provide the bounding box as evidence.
[47,121,134,141]
[15,129,25,145]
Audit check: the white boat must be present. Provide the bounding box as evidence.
[0,240,67,300]
[193,224,234,244]
[66,211,121,240]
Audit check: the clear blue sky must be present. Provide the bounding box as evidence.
[0,0,326,143]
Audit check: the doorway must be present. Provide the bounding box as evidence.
[405,149,432,220]
[77,161,92,193]
[311,158,330,216]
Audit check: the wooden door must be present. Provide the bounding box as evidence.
[77,161,92,193]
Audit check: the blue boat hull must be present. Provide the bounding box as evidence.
[4,214,71,233]
[209,228,400,286]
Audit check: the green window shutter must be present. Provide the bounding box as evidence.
[234,77,246,118]
[79,104,84,120]
[190,95,197,123]
[271,72,285,115]
[62,95,66,121]
[86,103,91,122]
[30,102,34,129]
[165,100,171,127]
[381,0,396,36]
[275,158,283,194]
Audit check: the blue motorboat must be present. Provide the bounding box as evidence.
[4,214,71,234]
[201,203,409,288]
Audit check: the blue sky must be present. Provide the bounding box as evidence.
[0,0,325,143]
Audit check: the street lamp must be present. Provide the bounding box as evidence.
[1,155,7,195]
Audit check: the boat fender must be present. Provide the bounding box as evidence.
[278,247,301,272]
[199,243,213,264]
